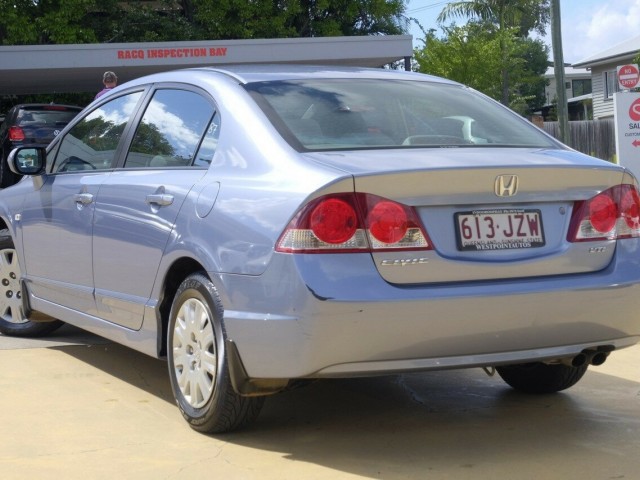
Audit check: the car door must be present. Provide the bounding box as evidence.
[92,87,218,329]
[20,91,144,313]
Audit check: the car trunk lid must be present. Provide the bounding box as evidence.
[304,147,628,284]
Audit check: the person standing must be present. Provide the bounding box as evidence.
[95,71,118,99]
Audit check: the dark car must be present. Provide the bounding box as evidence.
[0,103,82,187]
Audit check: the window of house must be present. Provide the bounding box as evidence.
[572,79,592,97]
[604,70,621,100]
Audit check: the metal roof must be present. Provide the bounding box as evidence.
[0,35,414,95]
[572,34,640,68]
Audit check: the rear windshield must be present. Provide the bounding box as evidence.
[17,107,80,127]
[245,79,558,151]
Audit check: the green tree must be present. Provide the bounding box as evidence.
[0,0,105,45]
[414,22,548,115]
[0,0,408,45]
[513,35,548,113]
[437,0,550,105]
[438,0,549,36]
[633,52,640,93]
[414,25,503,100]
[187,0,407,39]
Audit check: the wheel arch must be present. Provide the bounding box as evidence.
[156,256,208,358]
[0,217,11,234]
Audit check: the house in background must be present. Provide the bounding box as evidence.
[542,66,592,120]
[572,34,640,119]
[537,66,592,120]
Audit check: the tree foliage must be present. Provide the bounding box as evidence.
[414,23,548,115]
[435,0,549,106]
[414,25,503,100]
[437,0,549,37]
[0,0,408,45]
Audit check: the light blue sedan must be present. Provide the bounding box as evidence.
[2,65,640,433]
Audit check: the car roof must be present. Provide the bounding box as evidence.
[200,64,458,85]
[119,64,460,89]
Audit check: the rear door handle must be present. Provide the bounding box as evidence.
[145,193,174,206]
[73,193,94,205]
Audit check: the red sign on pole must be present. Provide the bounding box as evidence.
[618,64,640,89]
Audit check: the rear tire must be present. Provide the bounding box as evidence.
[167,272,264,433]
[496,362,588,394]
[0,230,63,337]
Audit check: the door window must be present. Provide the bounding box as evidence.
[124,89,215,168]
[53,92,143,173]
[194,112,221,167]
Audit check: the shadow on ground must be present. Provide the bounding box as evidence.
[51,339,640,479]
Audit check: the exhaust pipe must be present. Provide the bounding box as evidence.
[583,347,612,366]
[590,351,609,366]
[561,353,588,367]
[560,346,613,368]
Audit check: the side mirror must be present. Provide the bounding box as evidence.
[8,146,47,176]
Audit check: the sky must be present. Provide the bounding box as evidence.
[406,0,640,64]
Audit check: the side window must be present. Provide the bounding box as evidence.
[124,89,214,168]
[53,92,142,173]
[193,112,220,167]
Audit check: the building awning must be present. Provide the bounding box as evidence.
[0,35,414,95]
[567,93,592,103]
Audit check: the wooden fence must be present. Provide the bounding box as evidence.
[542,119,616,162]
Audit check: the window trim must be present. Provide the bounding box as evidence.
[50,88,148,174]
[116,83,219,170]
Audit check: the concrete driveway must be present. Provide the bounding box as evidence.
[1,324,639,480]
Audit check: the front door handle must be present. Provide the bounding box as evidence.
[145,193,174,206]
[73,193,94,205]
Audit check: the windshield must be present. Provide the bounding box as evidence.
[246,79,559,151]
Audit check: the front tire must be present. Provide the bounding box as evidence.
[167,272,264,433]
[496,362,588,394]
[0,230,63,337]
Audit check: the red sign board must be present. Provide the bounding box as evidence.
[618,64,640,89]
[630,98,640,121]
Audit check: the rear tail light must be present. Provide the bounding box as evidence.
[276,193,433,253]
[568,185,640,242]
[8,126,25,141]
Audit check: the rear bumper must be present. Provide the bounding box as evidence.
[218,240,640,379]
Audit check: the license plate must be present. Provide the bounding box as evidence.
[455,209,545,251]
